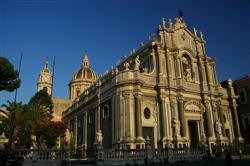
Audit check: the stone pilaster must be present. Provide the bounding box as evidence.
[198,57,207,84]
[134,93,144,145]
[111,95,116,145]
[204,59,211,85]
[176,58,182,78]
[166,49,172,78]
[115,94,121,146]
[120,91,136,148]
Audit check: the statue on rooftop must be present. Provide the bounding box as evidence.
[134,56,140,70]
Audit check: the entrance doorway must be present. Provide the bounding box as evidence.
[188,121,198,148]
[142,127,154,148]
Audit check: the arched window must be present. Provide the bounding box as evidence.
[102,105,109,119]
[144,107,151,119]
[181,54,192,81]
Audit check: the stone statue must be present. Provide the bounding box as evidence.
[172,118,180,137]
[161,17,166,28]
[215,121,222,135]
[115,67,119,75]
[168,19,173,29]
[200,31,204,40]
[134,56,140,70]
[185,68,192,81]
[124,62,130,71]
[96,130,103,145]
[193,27,197,36]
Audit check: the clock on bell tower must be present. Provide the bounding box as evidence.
[37,60,52,96]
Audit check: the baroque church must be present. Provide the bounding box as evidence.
[37,16,243,155]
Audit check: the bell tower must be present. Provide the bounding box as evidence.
[37,60,52,96]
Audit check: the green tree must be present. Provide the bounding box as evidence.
[0,102,46,149]
[16,105,46,148]
[29,89,54,119]
[0,56,20,92]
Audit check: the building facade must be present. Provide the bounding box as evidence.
[60,16,243,153]
[234,74,250,144]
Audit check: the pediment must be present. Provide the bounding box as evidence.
[184,100,205,113]
[174,29,197,53]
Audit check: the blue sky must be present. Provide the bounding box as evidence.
[0,0,249,104]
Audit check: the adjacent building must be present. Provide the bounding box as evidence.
[234,74,250,144]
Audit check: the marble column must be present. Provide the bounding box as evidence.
[205,101,215,138]
[74,116,78,148]
[212,63,218,84]
[160,97,168,140]
[135,94,143,140]
[178,97,187,138]
[96,94,101,131]
[232,106,242,138]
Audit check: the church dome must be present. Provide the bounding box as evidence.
[69,54,97,100]
[71,55,97,81]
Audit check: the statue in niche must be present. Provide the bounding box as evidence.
[215,120,222,136]
[172,117,180,137]
[134,56,140,70]
[182,56,192,81]
[186,68,192,81]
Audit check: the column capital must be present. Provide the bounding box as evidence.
[177,95,184,103]
[122,91,131,98]
[170,97,177,105]
[133,92,142,97]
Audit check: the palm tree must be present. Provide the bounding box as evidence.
[0,101,48,149]
[0,101,23,150]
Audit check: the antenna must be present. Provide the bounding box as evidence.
[14,51,23,102]
[51,56,55,97]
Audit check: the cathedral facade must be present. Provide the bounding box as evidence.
[43,16,242,153]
